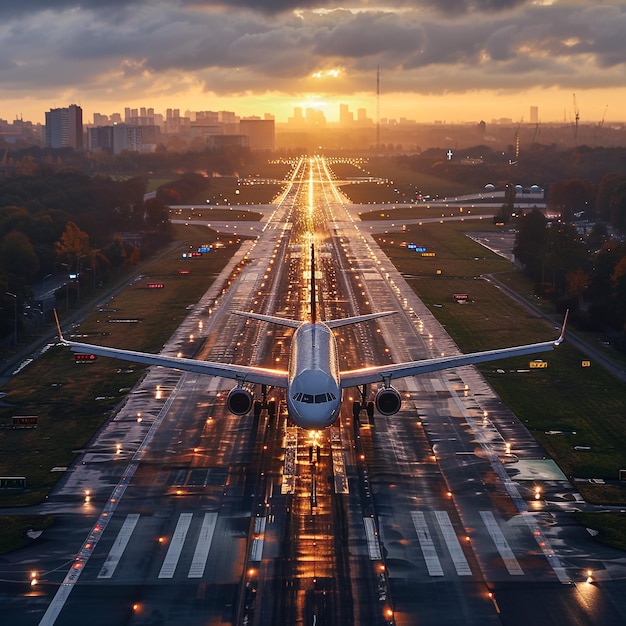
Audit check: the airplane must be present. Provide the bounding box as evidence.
[55,245,567,430]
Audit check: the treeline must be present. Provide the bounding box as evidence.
[392,145,626,193]
[0,169,172,340]
[0,144,270,343]
[514,210,626,343]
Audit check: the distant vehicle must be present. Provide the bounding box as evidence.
[56,246,567,430]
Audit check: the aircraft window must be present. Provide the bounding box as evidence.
[292,393,302,401]
[329,393,336,400]
[315,394,327,403]
[301,394,314,403]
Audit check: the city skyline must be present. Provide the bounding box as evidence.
[1,1,625,127]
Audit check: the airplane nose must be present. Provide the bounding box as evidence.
[289,401,339,429]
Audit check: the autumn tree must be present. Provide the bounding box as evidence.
[54,221,91,269]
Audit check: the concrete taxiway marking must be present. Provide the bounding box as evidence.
[434,511,472,576]
[188,512,218,578]
[249,516,266,562]
[480,511,524,576]
[411,511,444,576]
[363,517,382,560]
[159,513,193,579]
[97,514,140,579]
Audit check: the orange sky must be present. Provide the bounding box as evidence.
[1,2,625,127]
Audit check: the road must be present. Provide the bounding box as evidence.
[1,157,626,625]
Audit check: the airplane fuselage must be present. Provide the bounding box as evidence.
[286,322,342,429]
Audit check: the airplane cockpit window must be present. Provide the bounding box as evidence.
[294,392,337,403]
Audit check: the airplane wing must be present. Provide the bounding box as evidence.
[325,311,396,329]
[340,314,567,388]
[231,310,301,328]
[58,335,288,388]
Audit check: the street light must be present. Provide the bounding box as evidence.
[6,292,17,345]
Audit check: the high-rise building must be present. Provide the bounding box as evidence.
[339,104,353,126]
[530,106,539,124]
[239,119,275,151]
[45,104,83,149]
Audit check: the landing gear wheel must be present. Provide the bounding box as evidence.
[268,400,276,419]
[352,401,361,420]
[253,400,262,418]
[366,401,374,419]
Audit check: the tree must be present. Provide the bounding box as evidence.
[0,230,39,295]
[513,209,547,281]
[54,221,91,267]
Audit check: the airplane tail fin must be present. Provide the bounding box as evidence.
[310,243,317,325]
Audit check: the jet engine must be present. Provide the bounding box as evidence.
[227,387,254,416]
[374,386,402,416]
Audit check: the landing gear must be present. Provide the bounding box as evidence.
[354,384,375,426]
[267,400,277,419]
[252,384,277,422]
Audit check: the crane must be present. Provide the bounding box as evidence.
[593,105,608,146]
[573,93,580,143]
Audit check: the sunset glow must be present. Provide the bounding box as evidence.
[0,1,624,126]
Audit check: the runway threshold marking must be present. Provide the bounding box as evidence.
[159,513,193,579]
[480,511,524,576]
[410,511,444,576]
[434,511,472,576]
[97,514,140,579]
[39,378,184,626]
[363,517,382,560]
[188,512,218,578]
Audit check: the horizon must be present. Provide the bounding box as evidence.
[1,2,625,129]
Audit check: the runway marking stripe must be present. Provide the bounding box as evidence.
[159,513,193,579]
[429,378,445,392]
[250,538,264,561]
[40,381,185,626]
[97,514,140,579]
[363,517,382,560]
[410,511,444,576]
[480,511,524,576]
[434,511,472,576]
[188,512,218,578]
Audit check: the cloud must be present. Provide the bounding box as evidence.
[0,2,626,110]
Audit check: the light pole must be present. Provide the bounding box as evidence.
[60,263,69,310]
[76,255,86,303]
[6,292,17,345]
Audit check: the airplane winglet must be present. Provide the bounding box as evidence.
[554,309,569,346]
[53,309,67,344]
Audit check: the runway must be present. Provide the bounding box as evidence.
[2,156,626,625]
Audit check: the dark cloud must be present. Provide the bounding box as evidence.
[0,2,625,105]
[0,0,535,19]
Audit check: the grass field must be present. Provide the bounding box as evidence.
[377,222,626,488]
[0,224,244,508]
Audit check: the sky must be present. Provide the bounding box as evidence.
[1,0,625,126]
